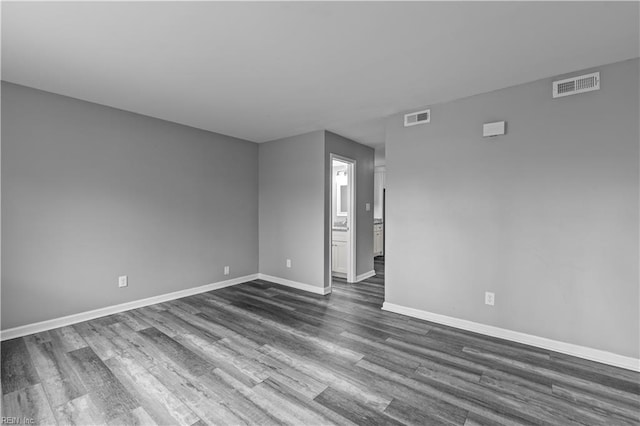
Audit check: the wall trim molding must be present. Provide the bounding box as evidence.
[0,274,259,341]
[258,273,331,295]
[355,270,376,282]
[382,302,640,372]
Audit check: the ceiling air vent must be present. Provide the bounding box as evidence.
[404,109,431,127]
[553,72,600,98]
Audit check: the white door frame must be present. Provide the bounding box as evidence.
[330,153,356,285]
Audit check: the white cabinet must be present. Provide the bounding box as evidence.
[374,223,384,256]
[332,230,348,276]
[332,240,348,275]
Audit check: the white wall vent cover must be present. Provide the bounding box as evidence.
[553,72,600,98]
[404,109,431,127]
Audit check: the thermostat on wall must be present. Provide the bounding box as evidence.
[483,121,506,137]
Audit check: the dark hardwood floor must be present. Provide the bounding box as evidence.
[2,258,639,425]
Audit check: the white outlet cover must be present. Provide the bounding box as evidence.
[485,292,495,306]
[365,203,371,211]
[286,259,292,268]
[118,275,128,288]
[224,266,230,275]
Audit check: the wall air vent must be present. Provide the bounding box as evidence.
[404,109,431,127]
[553,72,600,98]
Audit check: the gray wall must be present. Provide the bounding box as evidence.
[258,131,326,288]
[385,58,639,358]
[325,131,375,286]
[258,130,375,290]
[1,82,259,329]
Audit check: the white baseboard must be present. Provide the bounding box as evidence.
[382,302,640,372]
[258,273,331,295]
[355,270,376,282]
[0,274,259,341]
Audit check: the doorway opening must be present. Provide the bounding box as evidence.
[330,154,356,288]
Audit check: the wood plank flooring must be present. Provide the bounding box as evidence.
[2,258,639,425]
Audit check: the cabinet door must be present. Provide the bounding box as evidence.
[373,230,380,255]
[333,240,348,273]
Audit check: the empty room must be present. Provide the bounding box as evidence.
[1,1,639,425]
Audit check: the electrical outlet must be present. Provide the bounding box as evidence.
[485,292,495,306]
[224,266,230,275]
[365,203,371,211]
[118,275,128,288]
[286,259,292,268]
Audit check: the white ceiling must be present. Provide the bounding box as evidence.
[2,2,638,152]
